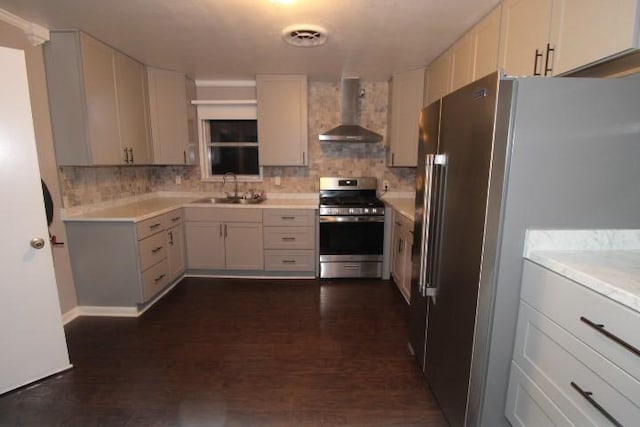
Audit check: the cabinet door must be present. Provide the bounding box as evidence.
[80,33,122,164]
[147,67,190,165]
[389,68,424,167]
[500,0,554,76]
[450,33,474,92]
[225,223,264,270]
[114,52,151,164]
[553,0,638,75]
[167,224,186,280]
[257,75,308,166]
[425,50,452,105]
[185,222,225,269]
[473,5,502,80]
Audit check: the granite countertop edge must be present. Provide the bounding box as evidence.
[63,192,319,222]
[524,229,640,313]
[381,193,415,221]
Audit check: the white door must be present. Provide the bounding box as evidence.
[0,46,71,394]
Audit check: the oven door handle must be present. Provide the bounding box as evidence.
[319,216,385,223]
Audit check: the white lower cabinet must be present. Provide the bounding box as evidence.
[262,209,317,275]
[390,211,413,303]
[184,207,264,271]
[66,209,184,307]
[506,261,640,427]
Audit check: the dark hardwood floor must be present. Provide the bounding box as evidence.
[0,278,447,426]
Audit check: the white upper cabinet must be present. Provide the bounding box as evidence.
[472,5,502,80]
[147,67,190,165]
[500,0,556,77]
[450,33,475,92]
[256,74,308,166]
[388,68,425,167]
[425,5,501,104]
[115,52,151,164]
[425,50,453,105]
[553,0,639,75]
[501,0,640,77]
[44,31,151,166]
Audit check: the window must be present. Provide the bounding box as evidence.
[206,120,259,175]
[196,102,262,181]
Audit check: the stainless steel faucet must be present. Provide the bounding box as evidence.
[223,172,238,199]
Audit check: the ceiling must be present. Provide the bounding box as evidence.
[0,0,500,81]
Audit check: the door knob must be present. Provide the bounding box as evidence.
[30,237,45,249]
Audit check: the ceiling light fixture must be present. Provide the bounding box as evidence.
[282,24,328,47]
[270,0,295,5]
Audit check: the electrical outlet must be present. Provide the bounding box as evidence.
[175,175,182,185]
[275,176,281,186]
[383,180,390,191]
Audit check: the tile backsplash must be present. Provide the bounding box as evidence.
[59,80,416,207]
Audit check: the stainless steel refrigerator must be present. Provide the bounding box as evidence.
[408,72,640,427]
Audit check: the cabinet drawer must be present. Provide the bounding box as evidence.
[141,259,170,302]
[506,362,572,427]
[263,227,314,249]
[138,231,167,271]
[136,215,166,240]
[164,208,183,227]
[522,260,640,382]
[263,209,315,226]
[185,207,262,223]
[513,301,640,426]
[265,250,315,271]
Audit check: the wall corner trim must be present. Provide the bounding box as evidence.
[0,8,50,46]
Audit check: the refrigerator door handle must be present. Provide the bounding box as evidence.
[425,153,447,303]
[418,153,435,296]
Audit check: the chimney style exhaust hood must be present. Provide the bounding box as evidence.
[318,78,383,143]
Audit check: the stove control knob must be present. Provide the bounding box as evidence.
[364,208,370,214]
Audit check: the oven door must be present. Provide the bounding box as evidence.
[319,215,385,278]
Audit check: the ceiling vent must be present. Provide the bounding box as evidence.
[282,25,327,47]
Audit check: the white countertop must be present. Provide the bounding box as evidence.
[63,192,319,222]
[381,193,415,221]
[524,229,640,313]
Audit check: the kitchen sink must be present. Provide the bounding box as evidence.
[193,196,265,205]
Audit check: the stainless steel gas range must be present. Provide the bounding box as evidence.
[318,177,385,278]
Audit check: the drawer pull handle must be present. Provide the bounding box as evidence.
[282,237,296,241]
[149,223,162,230]
[281,216,295,220]
[570,382,622,427]
[151,246,163,253]
[580,316,640,357]
[154,274,166,283]
[171,216,181,222]
[282,260,296,264]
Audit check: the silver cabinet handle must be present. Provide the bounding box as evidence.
[30,237,45,249]
[224,224,227,238]
[123,148,130,164]
[154,274,166,283]
[149,223,162,230]
[282,237,296,241]
[168,230,174,246]
[128,147,134,163]
[282,260,296,264]
[219,224,223,238]
[533,49,543,76]
[281,216,295,220]
[151,246,163,254]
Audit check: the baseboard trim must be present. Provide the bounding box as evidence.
[61,307,81,325]
[76,306,139,317]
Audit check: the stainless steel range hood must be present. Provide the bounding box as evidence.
[318,78,383,143]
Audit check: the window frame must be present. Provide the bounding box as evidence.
[196,102,263,182]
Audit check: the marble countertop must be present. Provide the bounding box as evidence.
[524,229,640,313]
[63,192,319,222]
[381,193,415,221]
